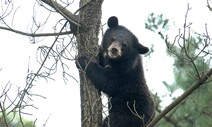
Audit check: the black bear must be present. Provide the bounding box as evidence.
[76,16,155,127]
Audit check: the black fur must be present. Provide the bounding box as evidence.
[107,16,119,28]
[76,16,155,127]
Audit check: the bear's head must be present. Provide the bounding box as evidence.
[101,16,149,61]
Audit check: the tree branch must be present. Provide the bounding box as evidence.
[146,68,212,127]
[207,0,212,11]
[0,26,71,37]
[40,0,80,28]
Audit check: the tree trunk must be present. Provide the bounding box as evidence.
[76,0,104,127]
[41,0,104,126]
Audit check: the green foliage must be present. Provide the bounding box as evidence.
[145,13,169,39]
[146,13,212,127]
[0,110,35,127]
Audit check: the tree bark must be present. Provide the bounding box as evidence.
[40,0,103,126]
[76,0,104,127]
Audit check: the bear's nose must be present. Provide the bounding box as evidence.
[111,48,118,54]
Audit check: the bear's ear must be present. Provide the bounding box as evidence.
[133,36,149,54]
[135,43,149,54]
[108,16,118,28]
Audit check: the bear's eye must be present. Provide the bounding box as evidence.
[111,37,116,41]
[123,42,127,47]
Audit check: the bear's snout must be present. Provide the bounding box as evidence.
[107,42,122,59]
[111,47,118,54]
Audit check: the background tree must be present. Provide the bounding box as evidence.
[145,4,212,127]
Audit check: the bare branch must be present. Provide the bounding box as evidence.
[147,4,212,126]
[40,0,79,27]
[182,4,201,79]
[26,21,69,88]
[155,106,178,127]
[0,22,70,126]
[146,68,212,127]
[0,26,71,37]
[207,0,212,11]
[0,102,9,127]
[0,0,13,19]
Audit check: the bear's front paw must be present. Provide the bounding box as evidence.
[75,56,89,70]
